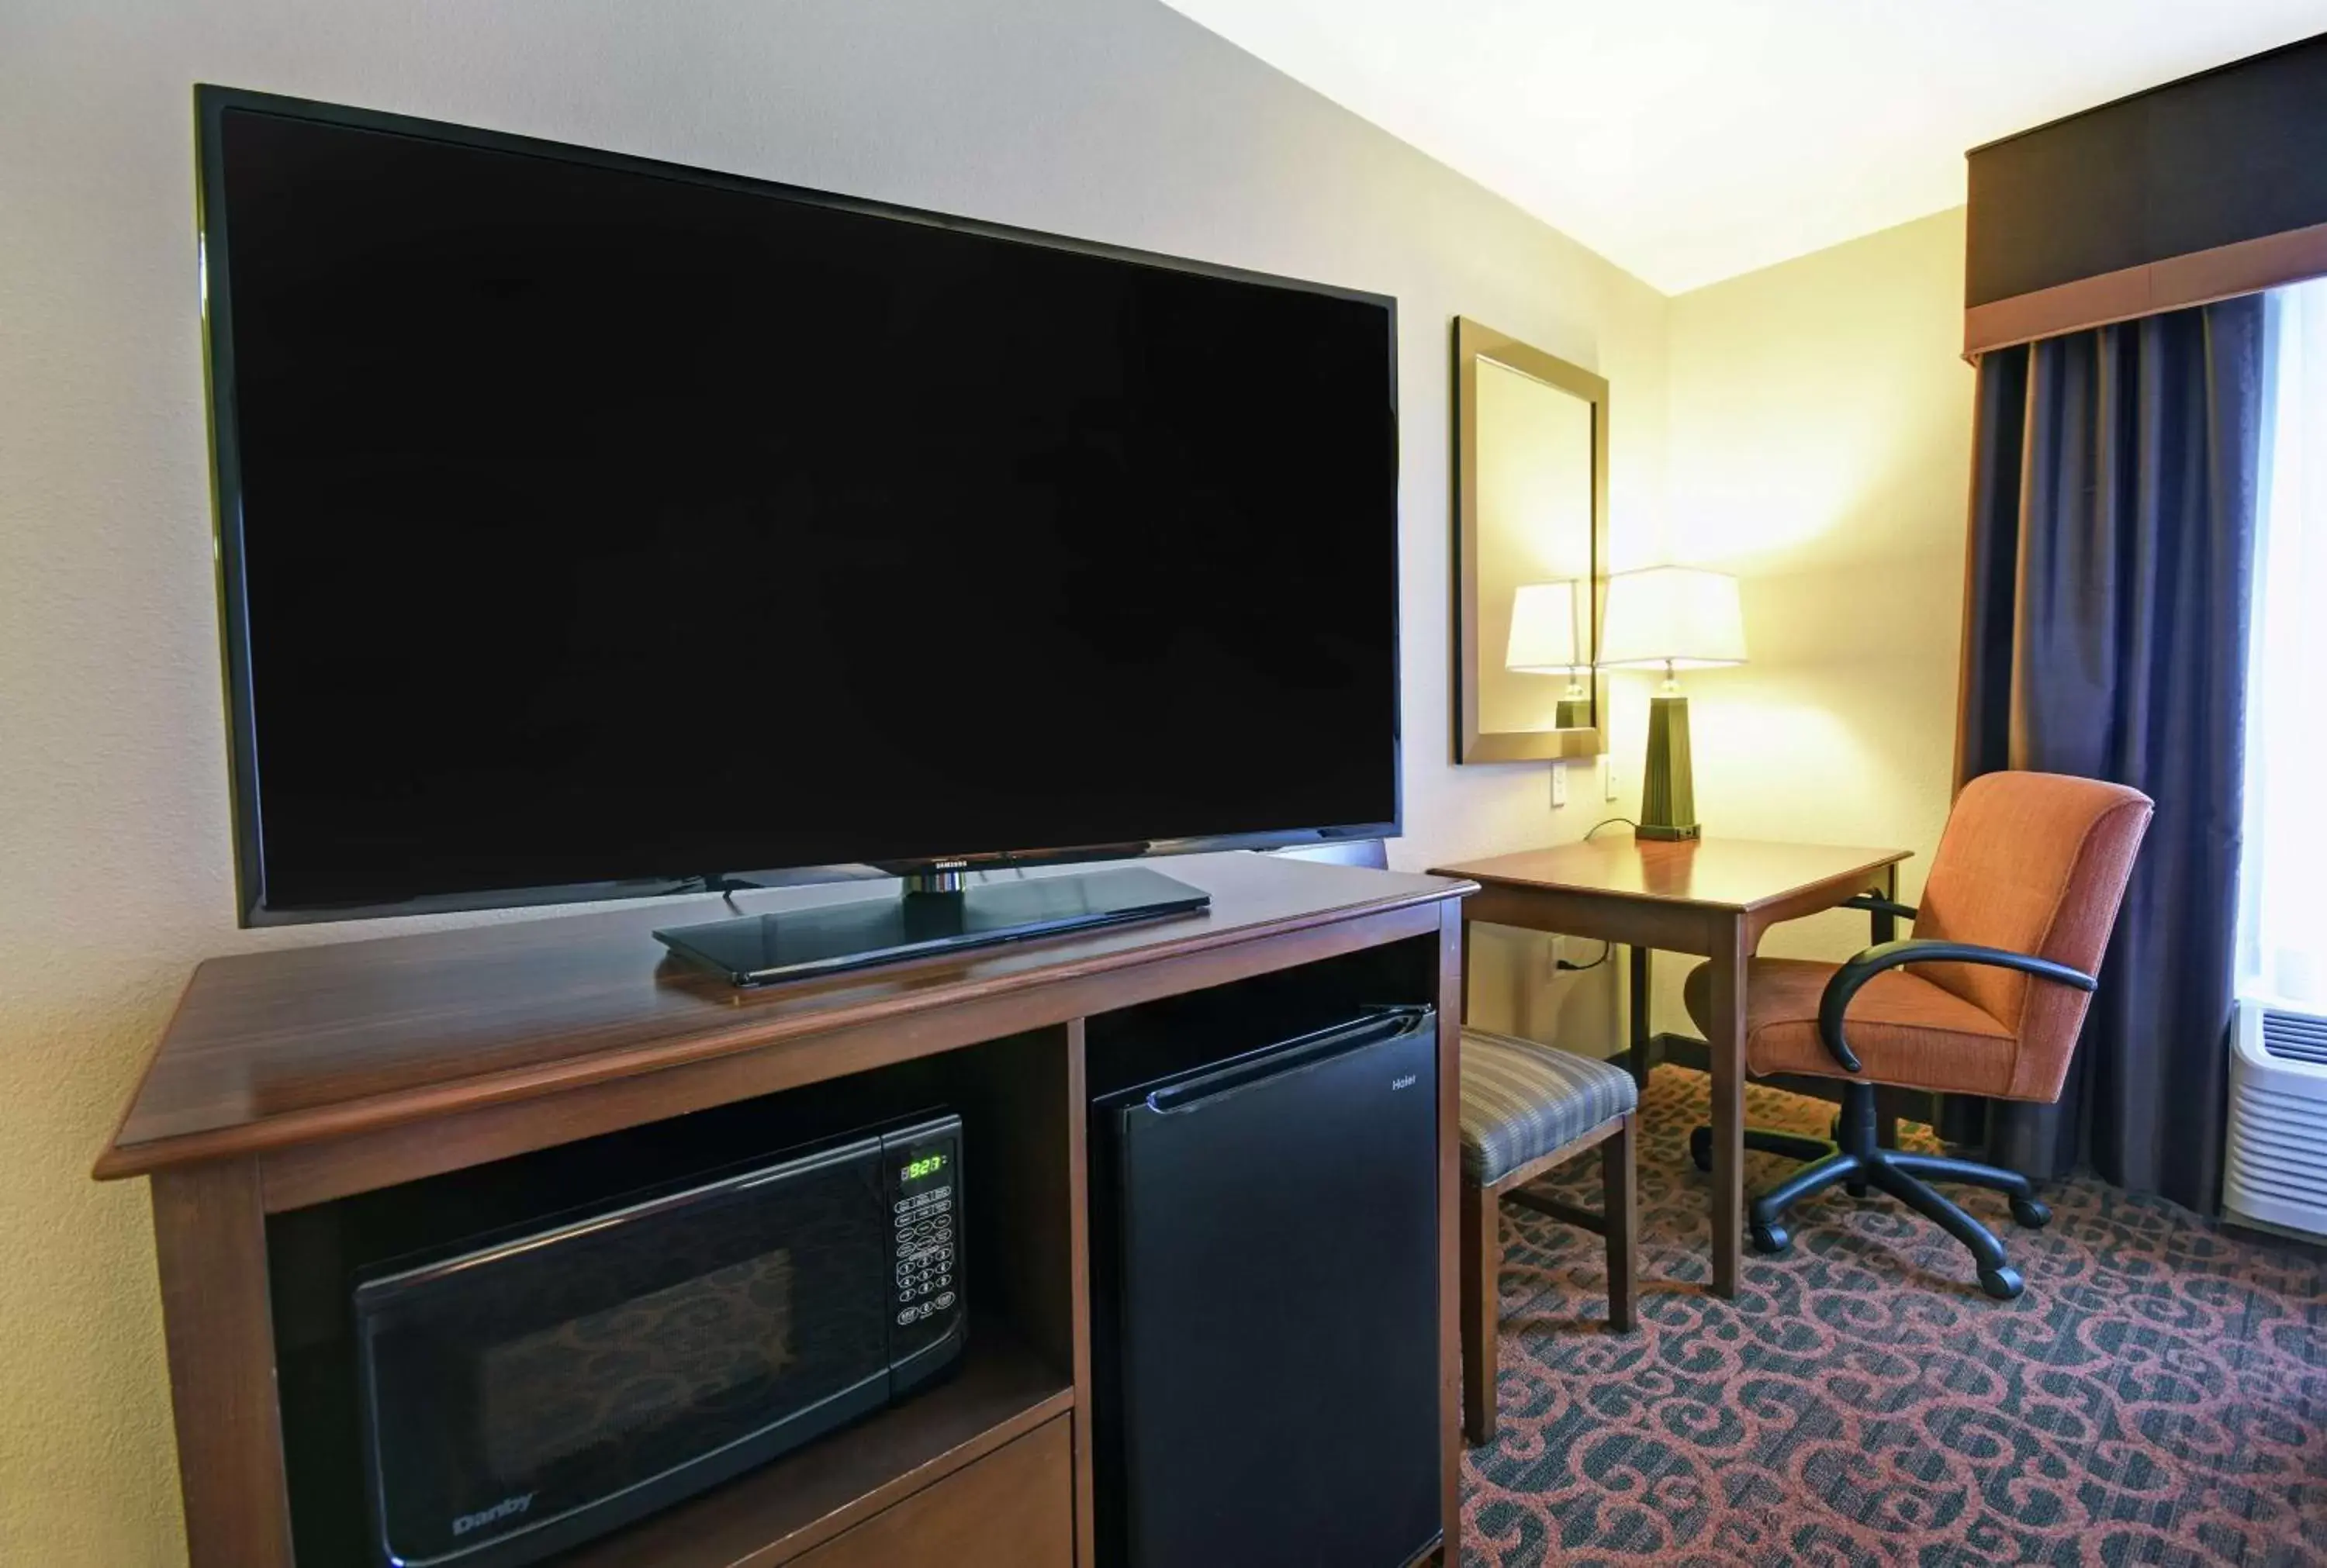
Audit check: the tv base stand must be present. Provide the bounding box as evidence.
[654,866,1212,986]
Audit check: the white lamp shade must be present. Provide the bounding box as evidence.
[1597,565,1747,669]
[1504,580,1587,674]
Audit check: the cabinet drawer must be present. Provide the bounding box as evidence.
[791,1416,1072,1568]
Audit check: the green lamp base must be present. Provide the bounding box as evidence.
[1638,691,1700,841]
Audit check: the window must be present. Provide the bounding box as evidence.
[2241,278,2327,1006]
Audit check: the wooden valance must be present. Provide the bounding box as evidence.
[1965,33,2327,356]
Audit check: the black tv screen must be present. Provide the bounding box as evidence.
[198,90,1401,924]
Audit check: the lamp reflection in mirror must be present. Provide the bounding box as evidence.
[1505,580,1592,728]
[1598,567,1747,840]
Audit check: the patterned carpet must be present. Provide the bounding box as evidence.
[1461,1067,2327,1567]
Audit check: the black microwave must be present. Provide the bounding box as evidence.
[344,1111,964,1568]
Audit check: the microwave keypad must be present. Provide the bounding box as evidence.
[892,1183,956,1324]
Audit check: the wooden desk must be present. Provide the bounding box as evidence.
[1429,837,1909,1299]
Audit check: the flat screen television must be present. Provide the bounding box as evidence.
[196,87,1401,959]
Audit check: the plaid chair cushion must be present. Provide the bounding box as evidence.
[1459,1027,1637,1185]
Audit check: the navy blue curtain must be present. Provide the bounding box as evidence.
[1954,296,2266,1214]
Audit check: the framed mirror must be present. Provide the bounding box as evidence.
[1452,316,1610,763]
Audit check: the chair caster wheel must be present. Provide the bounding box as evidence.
[1980,1266,2025,1300]
[1844,1178,1870,1199]
[2010,1196,2051,1228]
[1688,1127,1713,1173]
[1749,1221,1789,1255]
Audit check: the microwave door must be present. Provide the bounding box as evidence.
[354,1136,895,1568]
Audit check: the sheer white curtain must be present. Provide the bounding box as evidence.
[2242,278,2327,1007]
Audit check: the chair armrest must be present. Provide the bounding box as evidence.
[1815,939,2097,1074]
[1841,893,1920,923]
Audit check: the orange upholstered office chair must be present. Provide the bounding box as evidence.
[1682,771,2153,1299]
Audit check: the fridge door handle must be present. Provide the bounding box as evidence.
[1143,1006,1433,1114]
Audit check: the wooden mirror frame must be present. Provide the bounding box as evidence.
[1451,316,1610,764]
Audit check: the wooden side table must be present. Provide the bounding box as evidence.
[1429,837,1909,1299]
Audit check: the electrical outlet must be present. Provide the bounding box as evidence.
[1549,761,1568,807]
[1603,754,1620,801]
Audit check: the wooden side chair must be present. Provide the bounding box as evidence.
[1457,1027,1639,1446]
[1682,769,2152,1299]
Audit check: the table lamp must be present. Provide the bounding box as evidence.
[1597,566,1746,840]
[1504,580,1592,727]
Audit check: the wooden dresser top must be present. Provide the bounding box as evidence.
[96,853,1471,1180]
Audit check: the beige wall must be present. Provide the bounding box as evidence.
[0,1,1666,1560]
[1642,208,1976,1031]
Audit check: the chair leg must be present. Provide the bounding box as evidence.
[1746,1150,1866,1252]
[1748,1128,1834,1162]
[1459,1178,1499,1446]
[1602,1114,1637,1331]
[1886,1152,2053,1227]
[1865,1159,2024,1300]
[1689,1124,1831,1169]
[1886,1152,2031,1197]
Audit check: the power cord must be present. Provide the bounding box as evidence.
[1554,820,1633,969]
[670,872,767,912]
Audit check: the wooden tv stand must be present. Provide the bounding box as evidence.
[97,853,1475,1568]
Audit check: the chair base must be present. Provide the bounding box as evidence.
[1690,1083,2048,1301]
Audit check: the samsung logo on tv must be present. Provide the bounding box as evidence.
[452,1494,534,1536]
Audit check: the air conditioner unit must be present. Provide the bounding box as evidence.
[2223,997,2327,1239]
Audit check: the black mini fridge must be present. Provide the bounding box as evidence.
[1090,1005,1440,1568]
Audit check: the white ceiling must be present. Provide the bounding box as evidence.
[1161,0,2327,293]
